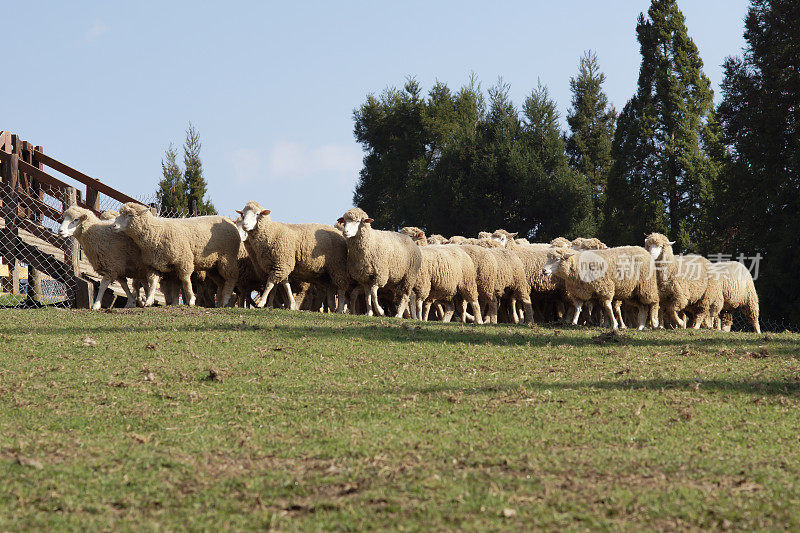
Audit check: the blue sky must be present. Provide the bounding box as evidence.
[2,1,749,225]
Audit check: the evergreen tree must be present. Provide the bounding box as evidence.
[183,123,216,215]
[566,51,616,226]
[716,0,800,326]
[604,0,715,250]
[156,143,188,216]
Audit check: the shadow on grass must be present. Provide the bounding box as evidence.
[1,312,797,354]
[401,378,800,397]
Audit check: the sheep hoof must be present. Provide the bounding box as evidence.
[136,297,147,308]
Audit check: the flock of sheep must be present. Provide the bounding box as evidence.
[57,202,761,334]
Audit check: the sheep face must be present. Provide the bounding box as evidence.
[238,202,270,232]
[542,249,577,277]
[59,209,88,237]
[338,207,372,239]
[644,233,674,260]
[112,203,150,232]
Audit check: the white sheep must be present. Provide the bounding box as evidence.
[338,207,421,318]
[710,261,761,333]
[59,206,148,310]
[543,246,660,330]
[112,202,240,307]
[237,201,352,312]
[644,233,722,329]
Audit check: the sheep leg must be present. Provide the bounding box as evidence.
[487,296,499,324]
[368,285,384,316]
[508,297,520,324]
[179,273,196,306]
[142,270,161,307]
[571,302,583,325]
[395,292,411,319]
[219,279,236,307]
[282,281,297,310]
[442,301,455,322]
[255,281,276,308]
[117,277,137,308]
[422,301,432,321]
[335,289,348,313]
[602,299,618,330]
[614,301,627,329]
[92,276,113,310]
[469,300,483,324]
[668,307,686,329]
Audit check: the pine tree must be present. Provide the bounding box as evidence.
[183,123,216,215]
[716,0,800,326]
[604,0,715,250]
[566,51,616,226]
[155,143,188,216]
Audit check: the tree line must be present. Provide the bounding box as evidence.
[351,0,799,327]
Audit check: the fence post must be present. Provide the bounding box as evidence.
[5,154,20,295]
[62,186,91,308]
[28,145,44,303]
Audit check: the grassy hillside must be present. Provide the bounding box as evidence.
[1,308,798,530]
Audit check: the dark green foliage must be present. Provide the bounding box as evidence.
[604,0,715,251]
[566,51,617,227]
[716,0,800,326]
[155,143,188,216]
[353,76,593,240]
[183,123,216,215]
[155,124,216,216]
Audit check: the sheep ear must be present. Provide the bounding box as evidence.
[235,209,243,215]
[510,232,518,238]
[416,231,424,239]
[364,218,373,224]
[444,240,451,244]
[260,210,270,216]
[337,217,345,224]
[668,240,675,245]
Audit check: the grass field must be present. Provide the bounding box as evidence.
[1,308,799,531]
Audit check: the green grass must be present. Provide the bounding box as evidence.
[1,308,799,531]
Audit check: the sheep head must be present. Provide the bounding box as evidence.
[400,226,427,246]
[644,232,674,261]
[237,201,270,232]
[491,229,518,247]
[550,237,572,248]
[572,237,608,250]
[59,206,93,238]
[112,202,150,232]
[100,209,119,221]
[337,207,372,239]
[543,248,577,278]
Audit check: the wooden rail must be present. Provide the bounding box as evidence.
[0,130,148,307]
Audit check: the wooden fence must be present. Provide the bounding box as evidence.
[0,131,147,307]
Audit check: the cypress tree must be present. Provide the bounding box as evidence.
[183,123,216,215]
[155,143,187,216]
[604,0,715,250]
[566,51,616,226]
[716,0,800,326]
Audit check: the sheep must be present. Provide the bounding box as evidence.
[491,230,566,323]
[514,238,531,246]
[59,206,148,310]
[477,231,493,240]
[427,234,448,245]
[112,202,240,307]
[709,261,761,333]
[550,237,572,248]
[400,227,429,247]
[411,245,483,323]
[237,201,351,312]
[338,207,421,318]
[572,237,608,250]
[458,244,501,323]
[100,209,119,221]
[644,233,722,329]
[543,246,660,330]
[475,239,534,324]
